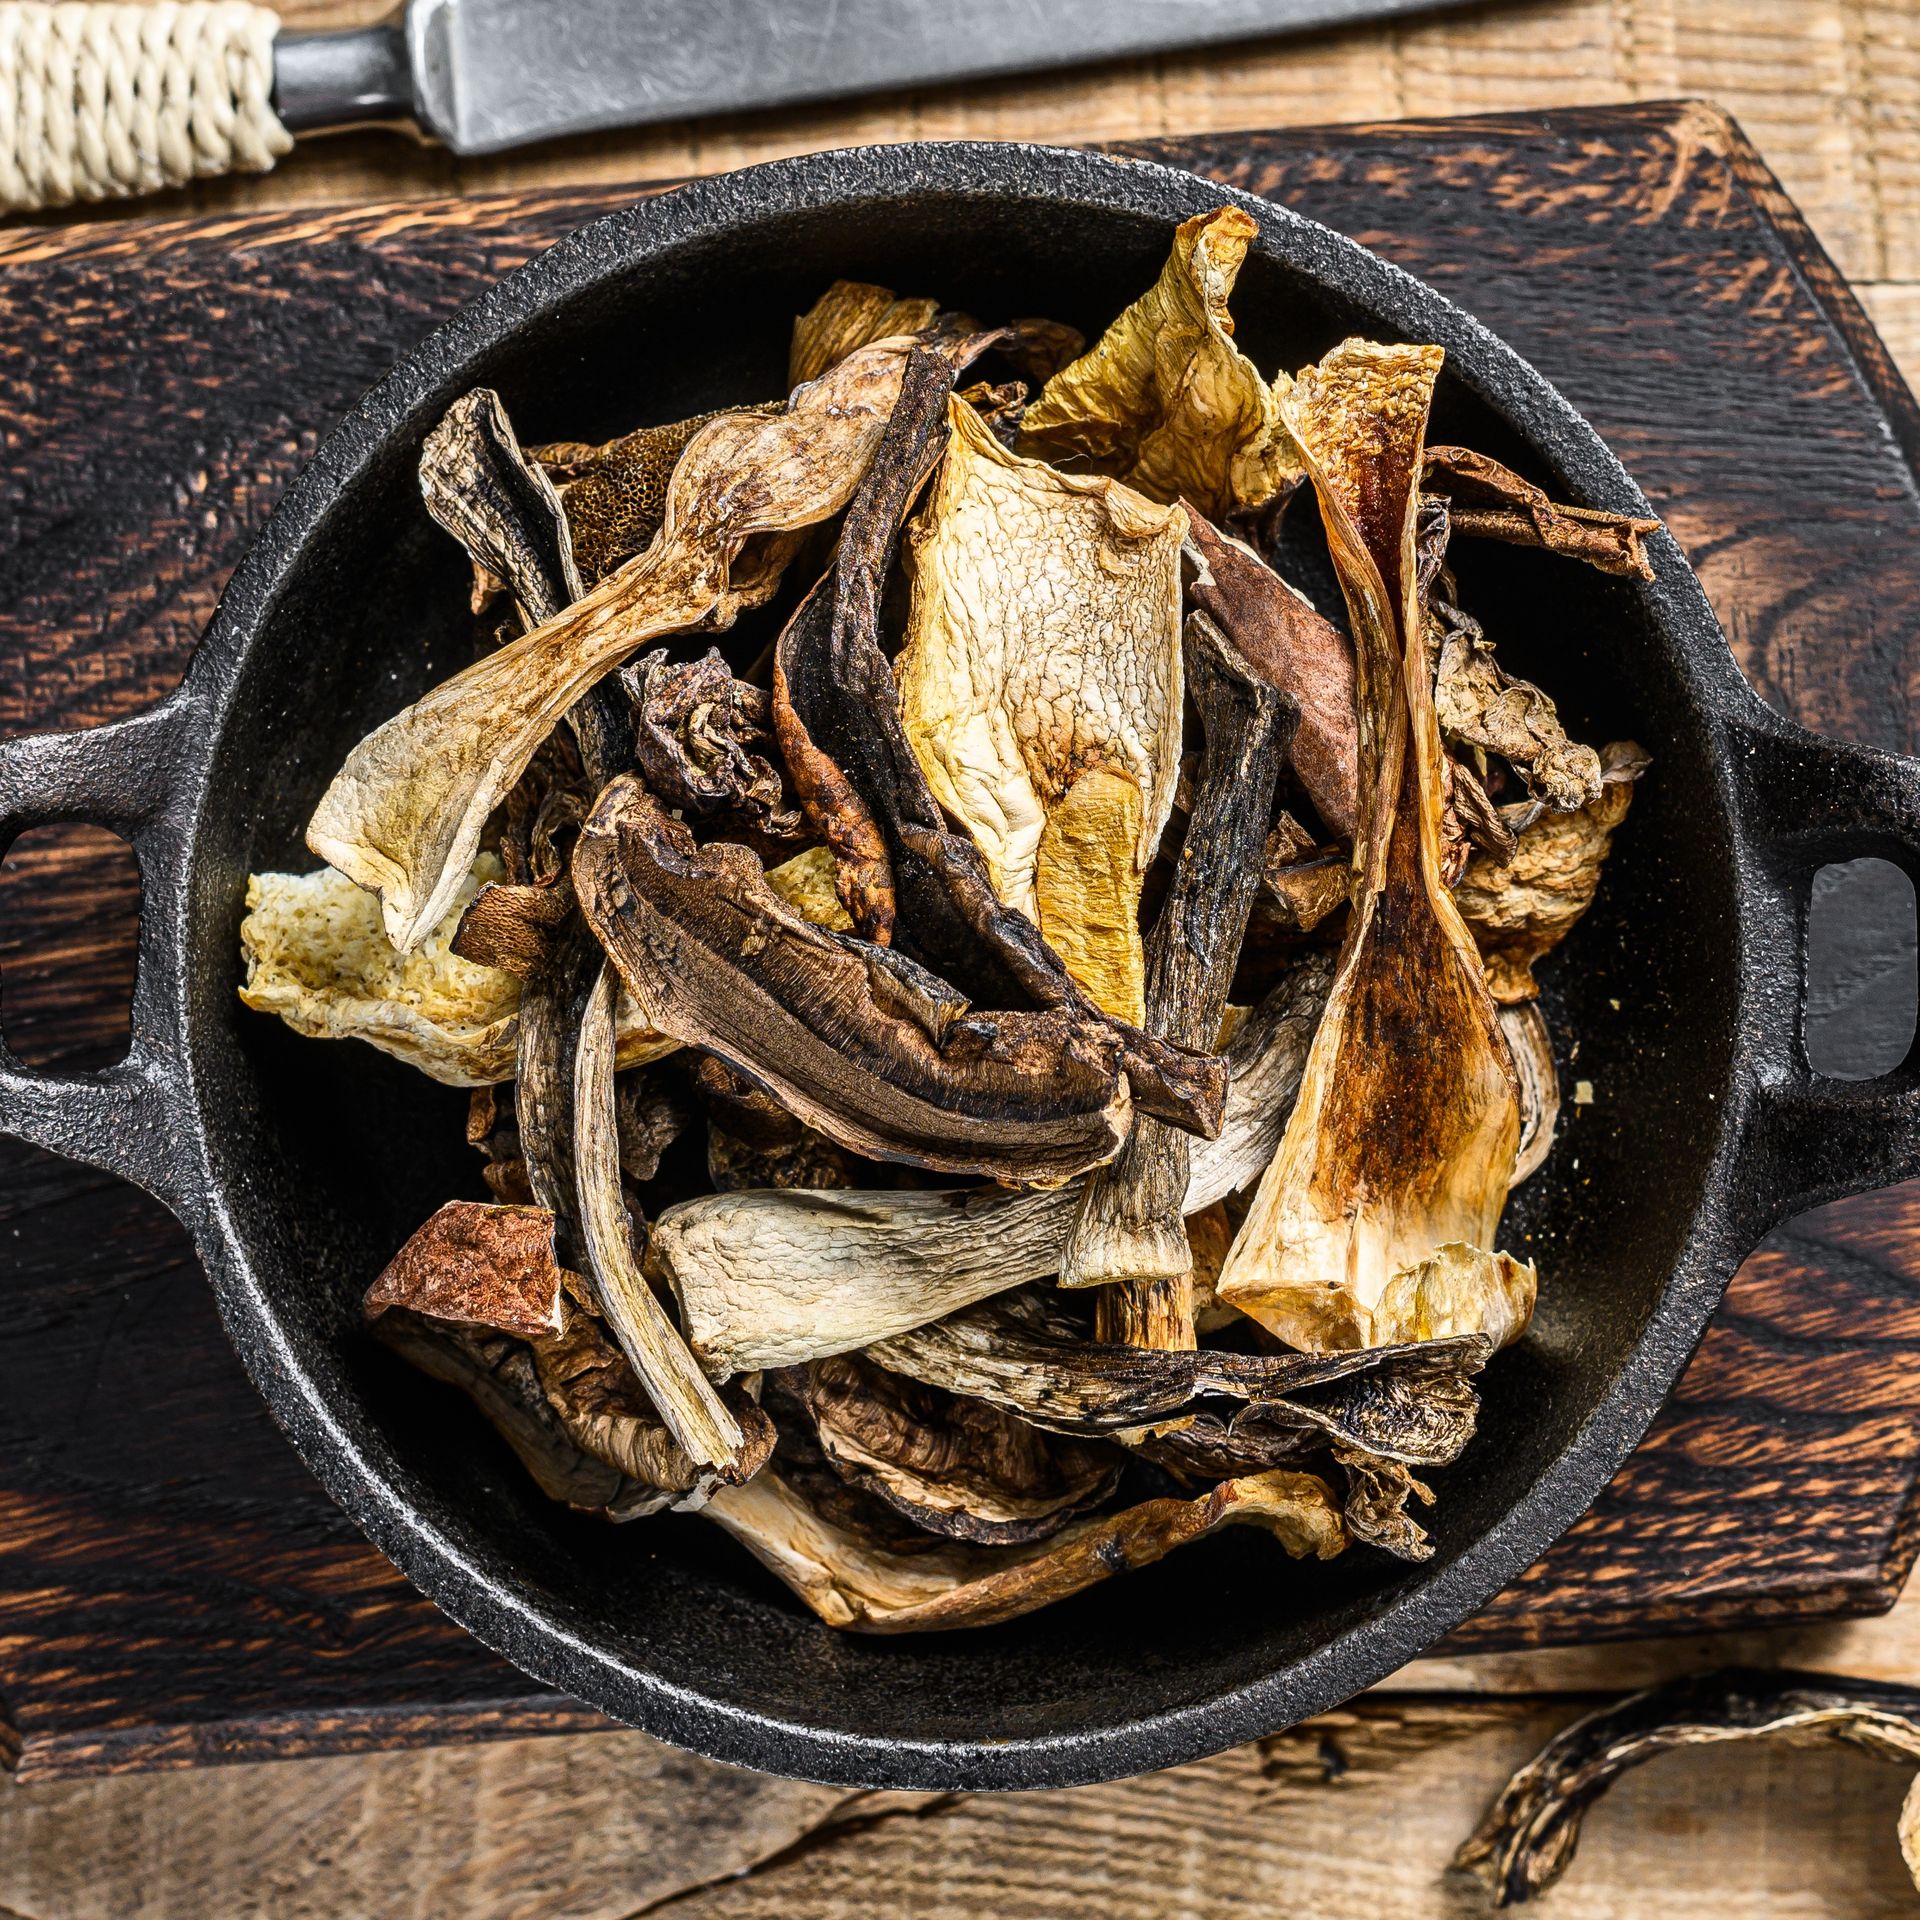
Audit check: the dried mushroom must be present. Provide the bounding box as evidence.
[782,1351,1121,1544]
[1019,206,1301,519]
[309,338,941,953]
[897,397,1187,1021]
[1216,340,1534,1352]
[704,1465,1344,1634]
[257,235,1650,1633]
[1456,740,1648,1002]
[574,774,1145,1184]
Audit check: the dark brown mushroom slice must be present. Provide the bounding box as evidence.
[687,1051,855,1192]
[868,1290,1489,1439]
[573,774,1143,1185]
[785,1349,1122,1546]
[702,1462,1347,1633]
[466,1086,535,1205]
[372,1310,656,1516]
[1185,508,1359,840]
[532,402,783,587]
[1062,600,1298,1352]
[614,1064,692,1185]
[1456,1669,1920,1907]
[770,346,1227,1140]
[1422,444,1661,580]
[362,1199,570,1339]
[619,646,804,840]
[419,387,629,790]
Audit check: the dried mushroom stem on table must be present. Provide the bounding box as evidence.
[238,222,1657,1630]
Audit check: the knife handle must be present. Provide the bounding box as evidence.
[273,22,415,137]
[0,0,291,215]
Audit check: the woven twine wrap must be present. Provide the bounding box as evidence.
[0,2,290,212]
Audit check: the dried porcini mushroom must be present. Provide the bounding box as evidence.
[1060,605,1297,1355]
[703,1464,1345,1634]
[1456,740,1648,1002]
[1216,340,1535,1353]
[1185,510,1359,839]
[574,774,1143,1184]
[651,956,1336,1377]
[1431,592,1601,814]
[263,250,1648,1631]
[240,855,521,1085]
[1423,444,1660,580]
[785,1350,1121,1545]
[309,338,938,953]
[1457,1670,1920,1906]
[1019,206,1302,519]
[897,396,1187,1021]
[621,645,803,839]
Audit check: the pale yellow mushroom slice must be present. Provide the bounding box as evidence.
[895,397,1187,1023]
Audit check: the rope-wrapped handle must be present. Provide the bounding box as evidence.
[0,2,291,214]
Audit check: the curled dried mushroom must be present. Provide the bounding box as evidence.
[248,219,1651,1636]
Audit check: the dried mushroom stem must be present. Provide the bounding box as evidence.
[573,960,746,1472]
[1455,1669,1920,1906]
[1422,444,1660,581]
[1063,602,1296,1358]
[703,1465,1345,1634]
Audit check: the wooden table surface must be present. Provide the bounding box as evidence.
[5,1,1920,1915]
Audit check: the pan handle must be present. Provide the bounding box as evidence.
[0,692,206,1225]
[1731,707,1920,1235]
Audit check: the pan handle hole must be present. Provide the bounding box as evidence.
[1806,857,1916,1080]
[0,823,139,1072]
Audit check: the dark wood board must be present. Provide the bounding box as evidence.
[2,98,1918,1784]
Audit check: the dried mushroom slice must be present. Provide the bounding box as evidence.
[786,1351,1121,1545]
[1431,593,1602,814]
[897,397,1187,1022]
[1217,339,1535,1353]
[1503,1001,1561,1184]
[1018,206,1302,519]
[869,1291,1487,1439]
[773,348,1225,1135]
[240,855,521,1085]
[571,960,749,1473]
[574,774,1140,1185]
[308,338,931,953]
[1456,740,1648,1003]
[363,1199,571,1338]
[1423,445,1659,580]
[789,278,941,387]
[533,403,781,588]
[703,1464,1345,1633]
[651,956,1336,1377]
[1185,509,1359,839]
[1061,605,1296,1356]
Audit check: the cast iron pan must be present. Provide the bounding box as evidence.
[2,144,1919,1792]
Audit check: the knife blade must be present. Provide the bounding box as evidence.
[274,0,1497,156]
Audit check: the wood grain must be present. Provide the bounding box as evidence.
[4,100,1920,1781]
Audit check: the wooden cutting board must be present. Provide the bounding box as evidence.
[3,98,1918,1784]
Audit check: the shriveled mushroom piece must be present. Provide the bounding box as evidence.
[1185,510,1359,839]
[1503,1001,1561,1183]
[574,774,1146,1185]
[1216,340,1535,1353]
[363,1199,573,1338]
[1456,740,1648,1003]
[779,1351,1121,1545]
[1060,602,1296,1354]
[897,397,1187,1022]
[651,954,1334,1377]
[788,278,940,387]
[308,337,936,952]
[571,960,750,1473]
[773,347,1223,1134]
[870,1290,1487,1438]
[703,1464,1345,1633]
[1423,444,1659,581]
[1018,206,1302,520]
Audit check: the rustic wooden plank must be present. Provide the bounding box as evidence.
[3,98,1920,1780]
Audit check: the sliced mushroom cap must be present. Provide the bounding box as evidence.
[897,398,1187,1022]
[1216,339,1533,1353]
[1018,206,1303,519]
[574,774,1140,1185]
[363,1199,571,1338]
